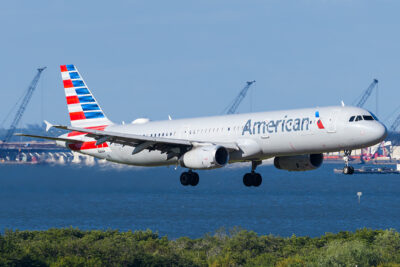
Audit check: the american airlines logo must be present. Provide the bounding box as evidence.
[242,116,313,135]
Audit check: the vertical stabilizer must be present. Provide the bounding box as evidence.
[60,65,112,127]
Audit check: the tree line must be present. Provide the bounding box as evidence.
[1,227,400,266]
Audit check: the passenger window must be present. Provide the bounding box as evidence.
[363,115,374,121]
[349,116,355,122]
[355,115,363,121]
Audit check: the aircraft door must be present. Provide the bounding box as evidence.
[326,110,338,133]
[180,125,191,139]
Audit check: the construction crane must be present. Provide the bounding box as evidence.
[386,114,400,145]
[384,114,400,150]
[224,80,256,114]
[389,115,400,132]
[1,67,46,145]
[354,79,378,108]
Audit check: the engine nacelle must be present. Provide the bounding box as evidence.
[274,154,323,171]
[180,145,229,169]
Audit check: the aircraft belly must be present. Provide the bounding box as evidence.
[107,144,177,166]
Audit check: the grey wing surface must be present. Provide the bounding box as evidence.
[52,125,239,155]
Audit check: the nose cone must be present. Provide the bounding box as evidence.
[368,122,387,144]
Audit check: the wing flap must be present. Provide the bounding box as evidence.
[53,125,192,146]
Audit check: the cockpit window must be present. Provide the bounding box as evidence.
[349,114,376,122]
[369,112,379,121]
[363,115,374,121]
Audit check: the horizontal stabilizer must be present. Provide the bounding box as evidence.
[44,120,53,132]
[14,133,83,143]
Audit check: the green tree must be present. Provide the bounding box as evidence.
[318,240,381,266]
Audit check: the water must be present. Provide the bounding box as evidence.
[1,163,400,238]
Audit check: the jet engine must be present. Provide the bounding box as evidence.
[180,145,229,169]
[274,154,323,171]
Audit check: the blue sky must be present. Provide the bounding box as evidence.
[0,0,399,127]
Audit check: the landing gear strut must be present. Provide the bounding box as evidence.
[243,160,262,187]
[180,170,199,186]
[343,150,354,175]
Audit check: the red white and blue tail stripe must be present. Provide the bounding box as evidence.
[60,65,112,127]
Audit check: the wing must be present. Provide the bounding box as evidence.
[51,124,239,156]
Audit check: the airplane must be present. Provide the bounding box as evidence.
[17,65,387,187]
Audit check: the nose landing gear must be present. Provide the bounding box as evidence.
[180,170,199,186]
[343,150,354,175]
[243,160,262,187]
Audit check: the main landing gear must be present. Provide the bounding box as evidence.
[243,160,262,187]
[343,150,354,175]
[180,170,199,186]
[179,161,264,187]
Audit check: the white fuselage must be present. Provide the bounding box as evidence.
[61,105,387,167]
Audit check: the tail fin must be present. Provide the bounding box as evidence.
[60,65,113,127]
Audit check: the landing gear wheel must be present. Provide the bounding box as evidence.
[343,166,349,174]
[342,150,354,175]
[180,171,200,186]
[349,166,354,174]
[243,173,253,187]
[180,172,190,186]
[190,172,199,186]
[343,166,354,175]
[253,173,262,187]
[243,172,262,187]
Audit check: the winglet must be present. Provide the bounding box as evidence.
[341,100,345,107]
[44,120,53,132]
